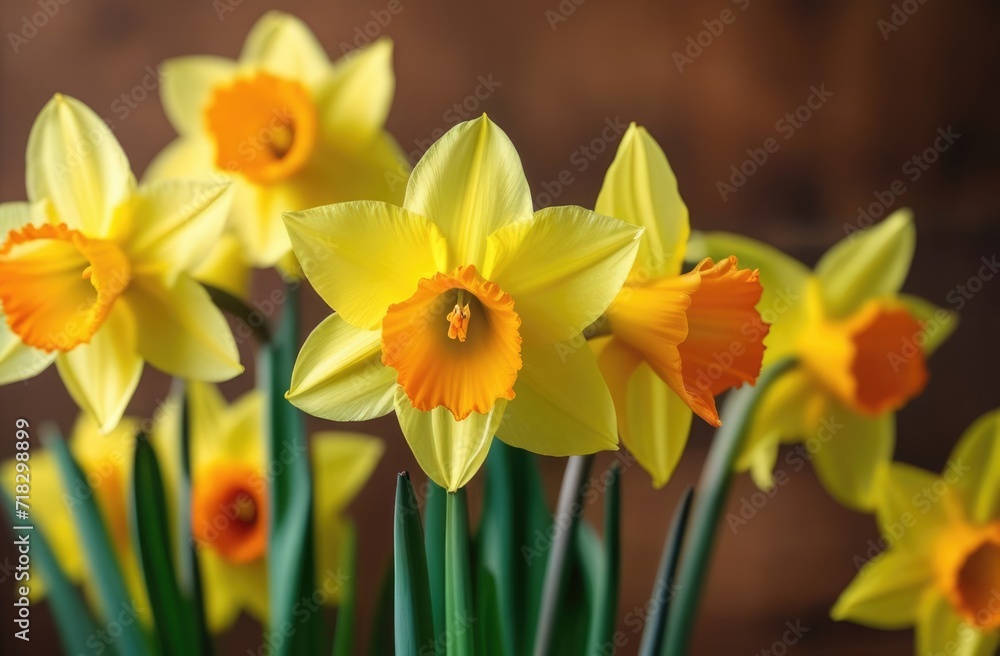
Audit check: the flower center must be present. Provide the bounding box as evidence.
[204,72,317,184]
[937,524,1000,630]
[191,463,267,564]
[0,223,130,352]
[798,287,927,415]
[382,265,522,421]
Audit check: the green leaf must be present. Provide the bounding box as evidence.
[175,383,214,655]
[2,488,101,654]
[475,569,505,655]
[533,454,595,656]
[424,479,447,652]
[638,487,693,656]
[259,282,322,656]
[46,426,153,656]
[446,489,475,656]
[131,434,203,655]
[664,358,796,655]
[587,463,621,655]
[394,473,435,654]
[331,522,357,656]
[551,522,602,656]
[367,559,394,656]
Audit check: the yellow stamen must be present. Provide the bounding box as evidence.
[382,265,522,420]
[447,302,471,342]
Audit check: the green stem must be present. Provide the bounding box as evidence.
[533,454,595,656]
[663,357,796,655]
[446,489,475,656]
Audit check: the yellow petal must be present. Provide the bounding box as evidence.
[810,400,894,512]
[595,123,689,280]
[495,339,619,457]
[283,201,447,329]
[55,302,142,433]
[897,294,958,356]
[125,274,242,381]
[916,589,998,656]
[143,136,216,182]
[950,409,1000,525]
[312,432,384,516]
[404,115,533,269]
[187,382,264,471]
[199,550,257,632]
[309,130,408,205]
[323,38,395,150]
[26,94,134,237]
[687,230,810,365]
[228,178,299,267]
[0,200,55,381]
[831,547,931,629]
[160,56,238,137]
[876,462,957,555]
[240,11,330,89]
[736,368,824,487]
[394,386,505,491]
[625,364,693,489]
[121,180,231,283]
[0,320,54,384]
[287,314,396,422]
[815,208,915,319]
[593,334,692,488]
[192,232,251,300]
[484,205,641,344]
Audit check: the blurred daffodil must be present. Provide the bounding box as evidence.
[284,115,643,491]
[832,409,1000,656]
[590,124,768,487]
[147,11,407,268]
[3,414,151,619]
[690,210,957,510]
[0,94,242,432]
[184,382,382,631]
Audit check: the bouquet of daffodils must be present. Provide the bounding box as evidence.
[2,11,995,656]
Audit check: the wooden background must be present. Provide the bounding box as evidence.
[1,0,999,653]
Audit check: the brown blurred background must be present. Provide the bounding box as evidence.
[2,0,999,653]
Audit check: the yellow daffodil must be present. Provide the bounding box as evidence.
[284,115,643,491]
[2,414,151,620]
[831,409,1000,656]
[146,11,408,269]
[590,124,767,487]
[689,210,957,510]
[0,95,242,432]
[184,383,382,631]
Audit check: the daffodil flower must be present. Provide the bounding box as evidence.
[590,124,768,487]
[831,409,1000,656]
[689,210,957,510]
[0,95,242,432]
[284,115,643,491]
[147,11,407,269]
[183,383,382,631]
[2,414,151,620]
